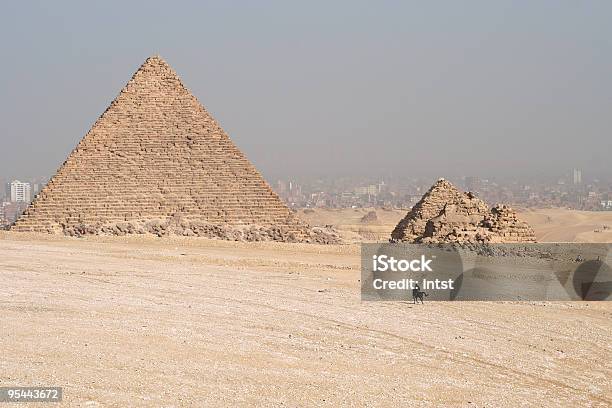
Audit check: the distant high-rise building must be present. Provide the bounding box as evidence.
[378,180,387,194]
[465,176,481,193]
[573,169,582,185]
[354,185,378,196]
[10,180,31,203]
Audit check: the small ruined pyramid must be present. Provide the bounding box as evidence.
[360,210,380,225]
[13,56,334,242]
[391,178,536,244]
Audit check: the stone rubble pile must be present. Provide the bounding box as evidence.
[62,217,340,244]
[391,178,536,244]
[480,204,537,243]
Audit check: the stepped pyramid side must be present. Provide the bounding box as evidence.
[12,56,335,242]
[481,205,537,243]
[391,178,536,244]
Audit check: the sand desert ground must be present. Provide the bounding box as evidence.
[298,207,612,243]
[1,209,611,407]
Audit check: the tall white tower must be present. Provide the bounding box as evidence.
[572,169,582,185]
[10,181,31,203]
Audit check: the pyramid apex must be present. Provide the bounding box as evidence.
[127,55,179,85]
[431,177,455,189]
[142,54,169,66]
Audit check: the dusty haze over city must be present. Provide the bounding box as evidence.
[1,1,612,182]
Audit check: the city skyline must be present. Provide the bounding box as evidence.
[3,166,611,228]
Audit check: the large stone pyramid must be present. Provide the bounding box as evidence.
[12,56,336,242]
[391,178,536,244]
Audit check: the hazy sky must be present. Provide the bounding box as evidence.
[1,1,611,182]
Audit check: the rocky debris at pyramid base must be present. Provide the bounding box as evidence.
[391,178,536,244]
[57,217,341,244]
